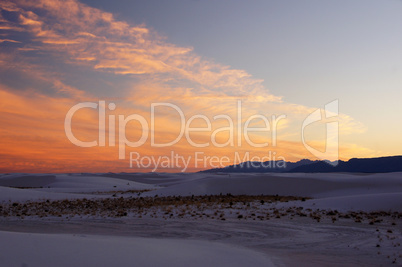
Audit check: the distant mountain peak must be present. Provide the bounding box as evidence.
[202,156,402,173]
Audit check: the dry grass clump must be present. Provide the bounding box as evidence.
[1,194,401,227]
[0,194,307,218]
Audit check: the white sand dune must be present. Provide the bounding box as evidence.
[1,172,401,212]
[0,172,401,266]
[0,174,56,188]
[0,186,101,202]
[0,174,158,202]
[0,230,273,267]
[279,192,402,212]
[141,172,402,198]
[139,172,402,211]
[32,174,158,193]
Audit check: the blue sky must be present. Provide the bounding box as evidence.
[80,0,402,153]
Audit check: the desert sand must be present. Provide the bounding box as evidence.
[0,172,401,266]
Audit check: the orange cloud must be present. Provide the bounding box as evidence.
[0,84,375,173]
[0,0,378,173]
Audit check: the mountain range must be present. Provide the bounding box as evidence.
[202,156,402,173]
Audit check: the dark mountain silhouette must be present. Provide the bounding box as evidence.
[202,156,402,173]
[290,156,402,173]
[202,159,316,173]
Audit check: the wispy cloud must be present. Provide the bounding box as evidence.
[0,39,20,43]
[0,0,376,172]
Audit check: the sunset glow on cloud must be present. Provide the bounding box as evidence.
[0,0,396,173]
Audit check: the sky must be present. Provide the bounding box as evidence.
[0,0,401,172]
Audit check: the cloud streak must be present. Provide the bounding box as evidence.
[0,0,376,172]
